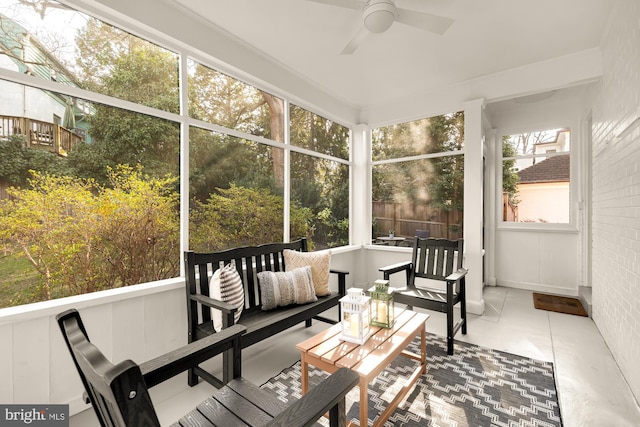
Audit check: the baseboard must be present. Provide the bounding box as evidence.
[497,280,579,297]
[578,286,593,317]
[466,298,485,316]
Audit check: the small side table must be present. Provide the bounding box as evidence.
[376,236,406,246]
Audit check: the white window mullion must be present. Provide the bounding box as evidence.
[179,54,190,274]
[284,100,291,243]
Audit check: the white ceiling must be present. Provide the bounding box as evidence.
[169,0,613,116]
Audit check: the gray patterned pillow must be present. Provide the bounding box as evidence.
[210,263,245,332]
[257,266,318,311]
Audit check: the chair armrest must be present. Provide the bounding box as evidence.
[379,261,412,278]
[330,269,349,296]
[140,324,246,388]
[266,367,359,427]
[445,268,468,282]
[190,293,237,314]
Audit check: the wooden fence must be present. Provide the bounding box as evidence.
[503,193,518,221]
[372,201,463,241]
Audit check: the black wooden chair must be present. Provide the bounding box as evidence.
[57,309,359,427]
[379,237,467,355]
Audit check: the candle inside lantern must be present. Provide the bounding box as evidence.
[349,316,359,336]
[377,302,387,324]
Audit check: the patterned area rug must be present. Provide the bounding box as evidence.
[260,334,563,427]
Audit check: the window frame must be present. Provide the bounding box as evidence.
[0,0,353,309]
[497,125,578,232]
[370,111,466,244]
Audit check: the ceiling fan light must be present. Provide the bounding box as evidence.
[363,0,396,33]
[364,9,395,33]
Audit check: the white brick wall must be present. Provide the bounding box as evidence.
[591,0,640,402]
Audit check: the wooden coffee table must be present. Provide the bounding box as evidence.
[296,309,428,427]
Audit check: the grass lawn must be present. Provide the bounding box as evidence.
[0,254,45,308]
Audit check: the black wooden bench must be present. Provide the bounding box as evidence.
[185,238,348,387]
[57,309,358,427]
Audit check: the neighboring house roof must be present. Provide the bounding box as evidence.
[518,154,570,183]
[0,12,80,87]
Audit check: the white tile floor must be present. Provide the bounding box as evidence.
[71,287,640,426]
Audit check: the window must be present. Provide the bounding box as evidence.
[0,2,180,113]
[371,112,464,242]
[502,128,571,223]
[188,60,283,140]
[0,1,352,309]
[188,127,284,251]
[0,1,182,308]
[289,106,350,249]
[0,84,180,306]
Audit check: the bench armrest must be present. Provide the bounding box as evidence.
[190,293,237,314]
[266,367,359,427]
[445,267,468,283]
[141,324,246,388]
[330,269,349,296]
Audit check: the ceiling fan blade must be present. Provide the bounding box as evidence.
[306,0,362,11]
[340,25,369,55]
[395,8,454,35]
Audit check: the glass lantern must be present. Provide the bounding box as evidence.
[369,279,395,328]
[339,288,371,344]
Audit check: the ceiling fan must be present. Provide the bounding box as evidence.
[307,0,454,54]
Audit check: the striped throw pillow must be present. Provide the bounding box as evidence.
[257,266,318,311]
[210,263,245,332]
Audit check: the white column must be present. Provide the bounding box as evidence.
[485,128,498,287]
[351,124,371,246]
[463,99,486,315]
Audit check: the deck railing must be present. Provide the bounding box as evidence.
[0,115,83,156]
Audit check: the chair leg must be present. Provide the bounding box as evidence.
[446,305,454,356]
[447,286,455,355]
[460,277,467,335]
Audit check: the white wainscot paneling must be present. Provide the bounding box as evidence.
[143,287,186,360]
[496,229,578,295]
[0,323,13,402]
[13,317,50,403]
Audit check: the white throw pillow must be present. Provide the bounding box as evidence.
[210,263,245,332]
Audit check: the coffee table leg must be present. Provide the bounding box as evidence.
[420,327,426,373]
[301,354,309,395]
[359,378,368,426]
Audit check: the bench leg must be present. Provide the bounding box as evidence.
[223,350,232,384]
[305,319,312,328]
[188,367,198,387]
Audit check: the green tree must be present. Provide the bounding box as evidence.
[190,184,313,252]
[289,106,350,248]
[69,18,180,184]
[0,134,68,186]
[0,171,102,300]
[502,135,520,205]
[0,167,179,306]
[427,112,465,235]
